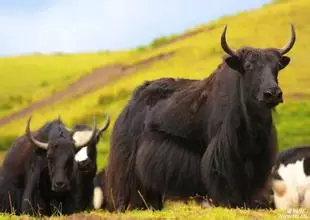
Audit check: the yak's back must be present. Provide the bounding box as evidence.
[113,77,195,134]
[143,78,210,140]
[132,77,195,106]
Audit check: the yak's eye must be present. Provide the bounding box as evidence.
[244,61,254,71]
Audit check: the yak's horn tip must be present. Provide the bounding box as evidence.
[222,25,227,33]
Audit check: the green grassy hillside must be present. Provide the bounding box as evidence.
[1,0,309,168]
[0,0,309,219]
[0,51,127,117]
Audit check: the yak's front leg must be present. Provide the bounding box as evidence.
[21,159,45,216]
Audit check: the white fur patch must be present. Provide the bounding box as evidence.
[93,186,104,209]
[201,200,211,208]
[273,159,310,209]
[73,130,93,162]
[74,146,88,162]
[73,130,93,146]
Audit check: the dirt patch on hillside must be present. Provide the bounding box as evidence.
[153,25,216,49]
[0,51,176,127]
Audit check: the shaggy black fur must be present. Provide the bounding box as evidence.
[105,30,294,211]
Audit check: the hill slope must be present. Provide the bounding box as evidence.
[0,51,175,126]
[1,0,310,169]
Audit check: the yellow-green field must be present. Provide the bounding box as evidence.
[1,0,310,218]
[2,202,310,219]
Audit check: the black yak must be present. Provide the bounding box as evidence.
[73,113,110,174]
[105,24,296,211]
[0,116,98,216]
[72,114,110,210]
[271,146,310,209]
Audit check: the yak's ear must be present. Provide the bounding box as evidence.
[224,56,243,72]
[303,156,310,176]
[278,56,290,70]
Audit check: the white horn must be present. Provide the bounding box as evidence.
[74,115,97,149]
[26,116,48,150]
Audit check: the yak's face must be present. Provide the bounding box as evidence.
[220,24,295,109]
[46,139,77,192]
[25,116,100,192]
[225,48,290,108]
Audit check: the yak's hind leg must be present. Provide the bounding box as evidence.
[135,131,204,210]
[128,186,163,211]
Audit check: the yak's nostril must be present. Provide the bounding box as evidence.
[276,91,283,99]
[55,181,65,188]
[264,91,273,98]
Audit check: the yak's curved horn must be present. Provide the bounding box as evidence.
[279,24,296,55]
[96,113,111,138]
[26,116,48,150]
[221,25,237,57]
[74,115,97,148]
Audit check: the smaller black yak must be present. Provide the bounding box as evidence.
[72,113,110,210]
[0,116,98,216]
[22,116,98,216]
[271,146,310,209]
[73,113,110,174]
[105,24,296,211]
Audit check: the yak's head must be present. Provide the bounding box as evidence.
[221,24,296,108]
[26,116,97,193]
[73,113,110,173]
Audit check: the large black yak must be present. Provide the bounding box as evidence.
[271,146,310,209]
[105,24,296,211]
[0,116,102,216]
